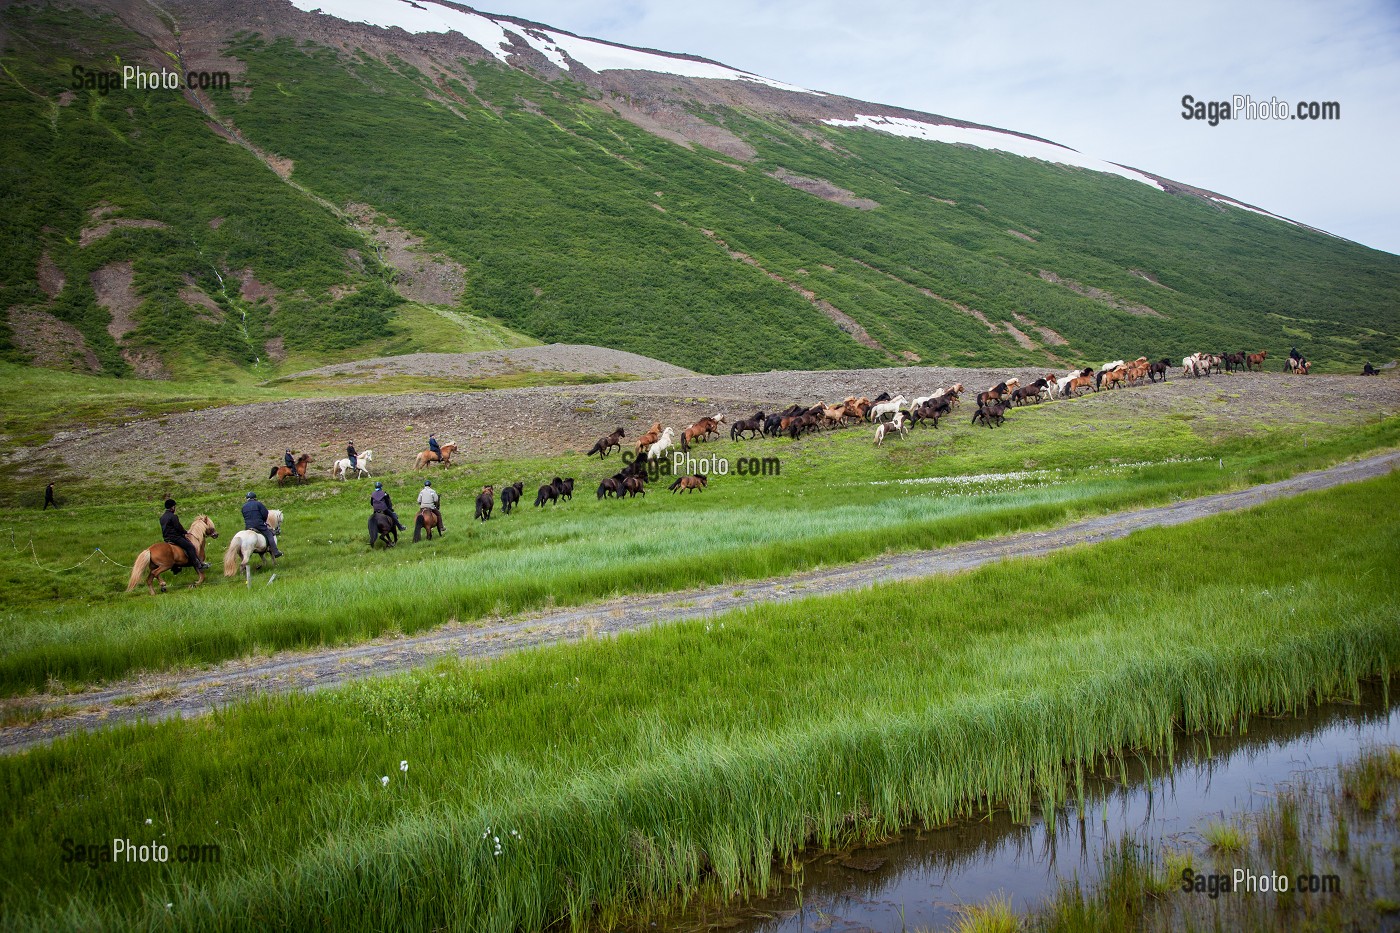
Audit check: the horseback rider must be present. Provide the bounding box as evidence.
[347,441,358,472]
[1290,346,1303,363]
[284,449,296,471]
[371,481,406,530]
[417,479,444,534]
[242,491,283,558]
[428,434,442,461]
[161,498,208,570]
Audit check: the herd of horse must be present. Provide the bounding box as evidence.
[129,350,1344,591]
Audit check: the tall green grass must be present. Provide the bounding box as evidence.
[3,410,1396,693]
[0,472,1396,930]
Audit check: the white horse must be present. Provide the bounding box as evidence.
[1099,359,1125,372]
[223,509,283,585]
[869,395,908,423]
[333,449,373,480]
[875,412,908,446]
[647,427,675,461]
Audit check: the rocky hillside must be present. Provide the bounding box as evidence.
[1,0,1396,378]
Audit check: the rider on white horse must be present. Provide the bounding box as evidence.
[242,492,283,558]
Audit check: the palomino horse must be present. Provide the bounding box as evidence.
[270,453,312,485]
[332,449,373,480]
[127,516,219,595]
[414,443,458,469]
[223,510,283,586]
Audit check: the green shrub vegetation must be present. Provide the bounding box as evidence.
[3,6,1397,378]
[0,471,1395,930]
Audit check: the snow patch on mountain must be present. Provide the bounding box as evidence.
[823,115,1166,191]
[291,0,818,93]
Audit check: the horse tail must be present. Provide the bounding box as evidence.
[413,514,424,543]
[223,536,243,577]
[268,466,279,479]
[127,549,152,592]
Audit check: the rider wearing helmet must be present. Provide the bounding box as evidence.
[371,481,405,531]
[161,498,208,570]
[347,441,358,472]
[417,479,444,534]
[284,449,296,471]
[242,491,283,558]
[428,434,442,462]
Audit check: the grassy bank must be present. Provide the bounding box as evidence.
[2,399,1396,693]
[0,471,1396,930]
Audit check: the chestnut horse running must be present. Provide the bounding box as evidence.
[414,443,458,469]
[127,515,219,595]
[270,453,312,485]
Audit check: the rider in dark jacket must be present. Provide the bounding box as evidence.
[428,434,442,460]
[371,482,405,530]
[347,441,358,472]
[161,499,207,570]
[241,491,283,558]
[284,449,296,471]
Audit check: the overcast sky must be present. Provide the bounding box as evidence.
[474,0,1399,256]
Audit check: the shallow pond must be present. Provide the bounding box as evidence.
[665,686,1398,932]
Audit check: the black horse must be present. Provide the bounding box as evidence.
[535,477,562,507]
[1148,358,1171,383]
[368,512,398,548]
[500,481,525,514]
[474,486,494,521]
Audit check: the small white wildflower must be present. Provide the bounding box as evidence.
[511,830,519,837]
[145,818,153,825]
[380,775,390,787]
[166,903,173,909]
[400,760,409,773]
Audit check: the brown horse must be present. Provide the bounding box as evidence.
[270,454,312,486]
[126,515,219,595]
[414,508,444,541]
[634,422,664,454]
[414,443,458,469]
[587,427,626,458]
[669,474,708,493]
[1066,368,1096,396]
[1246,350,1269,371]
[680,415,724,451]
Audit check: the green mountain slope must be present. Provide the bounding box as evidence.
[1,2,1396,379]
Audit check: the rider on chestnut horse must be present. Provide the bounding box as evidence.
[417,480,444,533]
[162,499,208,570]
[428,434,441,460]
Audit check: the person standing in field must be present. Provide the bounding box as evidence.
[43,483,56,510]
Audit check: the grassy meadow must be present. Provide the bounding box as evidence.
[2,375,1396,693]
[0,469,1395,930]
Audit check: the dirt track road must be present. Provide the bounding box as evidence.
[4,449,1395,754]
